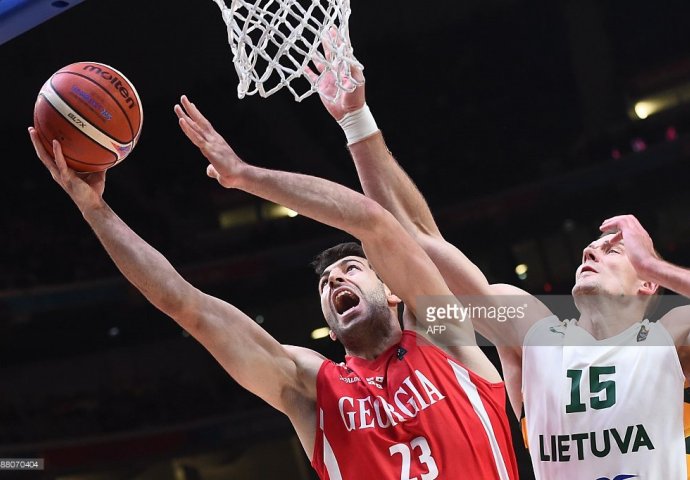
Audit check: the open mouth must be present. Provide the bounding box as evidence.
[333,288,361,316]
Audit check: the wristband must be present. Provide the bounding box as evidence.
[337,104,379,145]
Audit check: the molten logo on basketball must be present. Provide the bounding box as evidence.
[82,64,137,110]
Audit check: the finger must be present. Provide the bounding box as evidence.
[28,127,60,177]
[207,164,220,180]
[311,56,326,74]
[608,231,624,245]
[320,31,333,62]
[52,139,71,176]
[173,103,189,121]
[351,63,365,84]
[180,95,214,132]
[175,104,205,138]
[178,117,206,148]
[600,216,622,231]
[304,65,319,84]
[623,214,643,230]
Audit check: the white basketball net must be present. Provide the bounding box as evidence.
[212,0,363,102]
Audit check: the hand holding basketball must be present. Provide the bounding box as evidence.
[29,127,106,210]
[174,95,245,188]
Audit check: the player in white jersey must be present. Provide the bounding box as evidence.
[522,316,684,478]
[307,52,690,477]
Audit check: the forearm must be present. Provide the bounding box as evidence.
[644,257,690,298]
[349,133,441,238]
[234,163,377,239]
[349,134,491,294]
[81,202,191,318]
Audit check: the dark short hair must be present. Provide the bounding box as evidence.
[311,242,366,277]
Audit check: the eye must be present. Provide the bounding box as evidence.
[319,279,327,292]
[346,264,359,273]
[608,248,621,254]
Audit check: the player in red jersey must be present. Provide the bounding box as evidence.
[28,91,519,478]
[310,243,517,479]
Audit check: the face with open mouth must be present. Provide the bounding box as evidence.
[318,256,394,346]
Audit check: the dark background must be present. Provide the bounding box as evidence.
[3,0,690,478]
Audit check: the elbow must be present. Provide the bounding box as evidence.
[357,198,395,238]
[154,280,201,331]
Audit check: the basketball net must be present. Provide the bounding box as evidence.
[211,0,363,102]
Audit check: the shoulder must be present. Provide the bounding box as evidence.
[659,305,690,346]
[523,315,566,347]
[284,345,328,373]
[282,345,328,399]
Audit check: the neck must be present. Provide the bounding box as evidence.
[575,295,648,340]
[345,328,402,361]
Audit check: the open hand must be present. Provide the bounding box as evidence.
[305,28,366,121]
[174,95,245,188]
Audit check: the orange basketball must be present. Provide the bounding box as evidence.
[33,62,143,172]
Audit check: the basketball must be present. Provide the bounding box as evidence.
[33,62,143,172]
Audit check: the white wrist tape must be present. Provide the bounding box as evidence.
[338,104,379,145]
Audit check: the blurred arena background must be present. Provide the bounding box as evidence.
[3,0,690,478]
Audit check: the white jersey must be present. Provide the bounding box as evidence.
[522,316,686,479]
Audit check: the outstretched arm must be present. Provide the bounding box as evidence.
[309,62,549,348]
[175,99,501,382]
[28,128,321,419]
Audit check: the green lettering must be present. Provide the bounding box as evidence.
[610,425,634,453]
[631,424,655,452]
[571,433,588,460]
[557,435,570,461]
[590,366,616,410]
[566,369,586,413]
[591,430,611,458]
[539,435,551,461]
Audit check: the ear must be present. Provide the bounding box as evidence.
[639,280,658,296]
[329,330,337,342]
[387,293,402,308]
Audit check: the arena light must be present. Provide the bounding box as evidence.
[218,205,258,229]
[630,82,690,121]
[515,264,528,280]
[311,327,330,340]
[262,203,299,219]
[633,101,656,120]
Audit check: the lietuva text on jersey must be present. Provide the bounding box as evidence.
[537,424,654,462]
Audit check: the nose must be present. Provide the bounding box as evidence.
[582,245,599,264]
[328,268,345,288]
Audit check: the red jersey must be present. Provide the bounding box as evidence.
[311,330,519,479]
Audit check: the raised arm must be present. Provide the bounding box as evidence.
[28,129,321,428]
[174,99,501,382]
[308,63,550,348]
